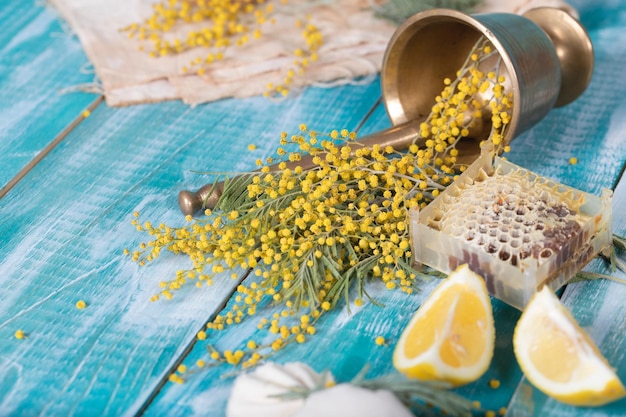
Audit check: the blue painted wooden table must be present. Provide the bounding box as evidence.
[1,1,625,416]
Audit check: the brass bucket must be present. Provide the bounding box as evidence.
[179,7,593,215]
[380,7,593,162]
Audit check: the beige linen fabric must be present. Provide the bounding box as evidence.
[49,0,576,107]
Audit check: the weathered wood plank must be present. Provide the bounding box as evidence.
[505,174,626,417]
[145,274,524,416]
[504,1,626,194]
[0,1,99,195]
[144,97,526,416]
[0,81,382,415]
[144,2,626,415]
[503,2,626,414]
[2,0,624,415]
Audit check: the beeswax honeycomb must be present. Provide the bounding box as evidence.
[411,147,612,309]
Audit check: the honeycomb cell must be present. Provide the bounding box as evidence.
[411,149,613,310]
[437,173,585,268]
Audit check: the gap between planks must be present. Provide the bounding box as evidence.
[0,95,104,200]
[134,268,253,417]
[124,84,625,413]
[613,160,626,191]
[504,156,626,413]
[133,94,386,416]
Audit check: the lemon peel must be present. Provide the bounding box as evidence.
[393,264,495,386]
[514,286,626,406]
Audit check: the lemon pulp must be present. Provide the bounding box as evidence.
[393,264,494,386]
[514,286,626,406]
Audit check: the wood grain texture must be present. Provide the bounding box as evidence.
[145,2,626,415]
[2,0,626,416]
[0,81,382,416]
[145,276,523,416]
[505,174,626,417]
[0,1,100,194]
[503,3,626,414]
[504,1,626,194]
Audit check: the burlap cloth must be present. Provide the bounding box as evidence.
[49,0,576,107]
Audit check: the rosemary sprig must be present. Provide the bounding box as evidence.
[374,0,483,24]
[355,374,473,417]
[612,234,626,273]
[274,365,473,417]
[571,234,626,284]
[613,234,626,251]
[573,271,626,284]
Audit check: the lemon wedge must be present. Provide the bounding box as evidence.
[393,264,495,386]
[514,286,626,406]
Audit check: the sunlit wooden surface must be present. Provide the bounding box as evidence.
[1,1,625,415]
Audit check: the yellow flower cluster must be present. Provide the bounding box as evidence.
[122,0,276,62]
[121,0,322,97]
[129,38,513,382]
[265,19,322,98]
[421,41,512,157]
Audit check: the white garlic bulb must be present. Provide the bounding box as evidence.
[226,362,334,417]
[293,383,414,417]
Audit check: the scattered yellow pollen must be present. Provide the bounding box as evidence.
[248,144,257,151]
[485,411,496,417]
[128,37,512,373]
[82,110,91,118]
[168,374,184,384]
[569,156,578,165]
[177,365,187,374]
[75,300,87,310]
[14,330,25,339]
[472,400,481,409]
[489,378,501,389]
[498,407,507,415]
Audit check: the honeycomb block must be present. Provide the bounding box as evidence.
[411,148,613,310]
